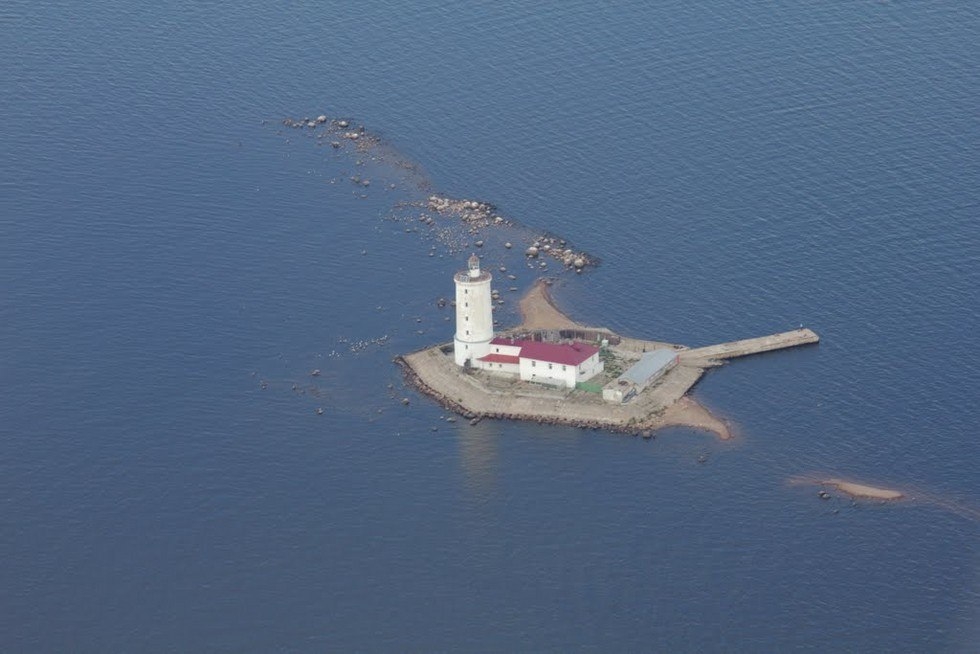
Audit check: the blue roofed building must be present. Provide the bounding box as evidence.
[602,349,679,403]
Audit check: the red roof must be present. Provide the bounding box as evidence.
[478,353,520,364]
[519,340,599,365]
[489,338,599,366]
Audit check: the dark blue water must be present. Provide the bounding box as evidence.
[2,1,978,651]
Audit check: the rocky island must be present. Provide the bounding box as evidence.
[397,256,819,439]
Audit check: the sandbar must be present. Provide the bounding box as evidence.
[824,478,904,500]
[789,475,906,501]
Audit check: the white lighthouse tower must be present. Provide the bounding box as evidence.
[454,253,494,366]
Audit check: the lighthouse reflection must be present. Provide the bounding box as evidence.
[456,419,500,495]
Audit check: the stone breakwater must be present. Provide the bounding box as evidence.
[394,354,662,435]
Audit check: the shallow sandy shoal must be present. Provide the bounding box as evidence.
[825,479,904,500]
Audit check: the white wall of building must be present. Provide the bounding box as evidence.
[576,352,604,382]
[476,360,520,376]
[519,357,579,388]
[488,342,521,357]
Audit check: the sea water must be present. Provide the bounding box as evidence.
[1,1,978,651]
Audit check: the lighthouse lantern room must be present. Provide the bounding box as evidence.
[453,254,494,366]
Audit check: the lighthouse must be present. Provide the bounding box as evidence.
[453,253,494,366]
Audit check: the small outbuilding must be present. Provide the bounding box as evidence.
[602,349,678,403]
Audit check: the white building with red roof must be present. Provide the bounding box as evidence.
[476,337,604,389]
[452,255,603,388]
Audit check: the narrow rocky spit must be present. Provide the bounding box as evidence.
[278,113,598,272]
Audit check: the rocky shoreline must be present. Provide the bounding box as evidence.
[394,353,663,436]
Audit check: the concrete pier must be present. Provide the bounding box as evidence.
[678,328,819,364]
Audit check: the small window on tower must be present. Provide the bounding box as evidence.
[465,316,469,321]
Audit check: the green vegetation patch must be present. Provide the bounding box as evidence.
[576,381,604,394]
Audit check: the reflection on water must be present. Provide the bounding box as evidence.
[457,419,500,496]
